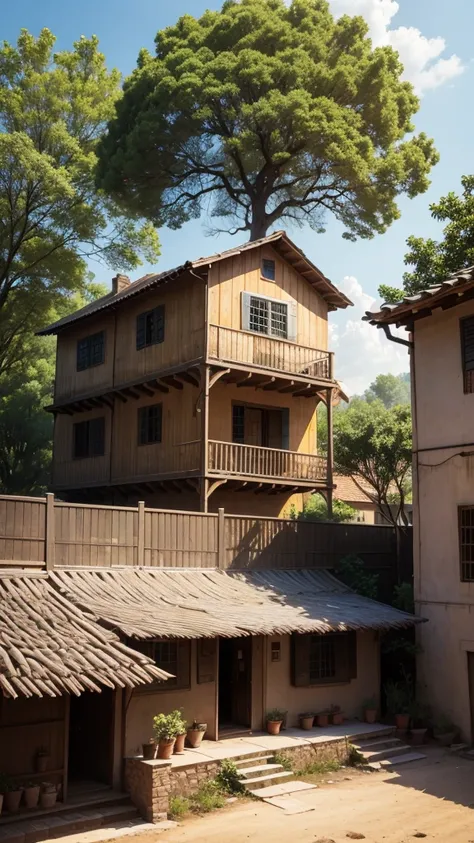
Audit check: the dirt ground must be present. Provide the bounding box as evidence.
[135,747,474,843]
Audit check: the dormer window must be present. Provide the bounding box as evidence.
[262,259,275,280]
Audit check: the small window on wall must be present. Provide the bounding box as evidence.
[136,305,165,350]
[138,403,162,445]
[73,417,105,459]
[131,639,191,692]
[241,292,297,341]
[262,259,275,280]
[291,632,357,686]
[461,316,474,393]
[76,331,105,371]
[459,506,474,581]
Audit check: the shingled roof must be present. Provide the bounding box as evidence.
[0,573,170,698]
[50,567,421,640]
[38,231,352,336]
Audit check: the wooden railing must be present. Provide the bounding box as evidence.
[208,324,333,380]
[208,440,327,482]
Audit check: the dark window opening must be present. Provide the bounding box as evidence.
[459,506,474,581]
[76,331,105,371]
[232,405,245,444]
[138,403,162,445]
[309,635,336,681]
[73,417,105,459]
[461,316,474,393]
[136,305,165,350]
[262,259,276,280]
[291,631,357,687]
[131,638,190,692]
[232,403,288,450]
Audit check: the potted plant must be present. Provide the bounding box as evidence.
[153,713,178,759]
[0,774,11,815]
[433,715,458,747]
[23,781,40,809]
[35,747,49,774]
[409,701,431,746]
[186,720,207,748]
[266,708,286,735]
[384,680,411,731]
[142,738,156,760]
[329,704,344,726]
[362,695,378,724]
[2,778,22,814]
[40,782,58,809]
[169,710,187,754]
[315,710,330,727]
[298,712,314,730]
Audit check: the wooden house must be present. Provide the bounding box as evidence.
[40,232,351,515]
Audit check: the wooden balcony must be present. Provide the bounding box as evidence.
[208,440,327,485]
[208,324,333,381]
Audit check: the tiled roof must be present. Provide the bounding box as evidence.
[38,231,352,336]
[333,474,374,505]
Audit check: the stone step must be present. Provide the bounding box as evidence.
[249,780,316,799]
[369,751,427,771]
[239,763,285,779]
[361,743,412,762]
[234,754,274,769]
[0,802,139,843]
[353,737,402,752]
[242,770,293,790]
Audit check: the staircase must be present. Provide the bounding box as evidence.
[235,753,315,799]
[353,733,427,770]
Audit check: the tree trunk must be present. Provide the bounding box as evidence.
[249,205,269,241]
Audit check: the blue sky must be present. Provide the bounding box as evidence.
[3,0,471,392]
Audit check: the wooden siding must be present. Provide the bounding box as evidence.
[0,495,46,566]
[53,408,112,489]
[0,696,67,787]
[208,441,326,482]
[207,245,329,350]
[55,313,116,403]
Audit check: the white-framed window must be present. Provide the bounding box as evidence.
[241,292,297,341]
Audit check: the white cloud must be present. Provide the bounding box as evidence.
[330,275,409,396]
[327,0,464,94]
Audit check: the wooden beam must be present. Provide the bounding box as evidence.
[207,479,228,497]
[236,373,254,387]
[293,384,313,396]
[176,371,200,387]
[135,383,155,397]
[261,378,277,391]
[146,379,169,394]
[209,368,231,389]
[161,375,183,390]
[277,382,298,394]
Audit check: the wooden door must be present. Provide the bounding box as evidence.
[231,638,252,727]
[69,690,114,784]
[245,408,263,446]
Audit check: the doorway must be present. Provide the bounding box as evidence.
[68,690,115,786]
[218,638,252,731]
[232,404,288,449]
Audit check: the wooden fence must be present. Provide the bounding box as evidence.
[0,494,410,584]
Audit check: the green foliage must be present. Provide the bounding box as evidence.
[384,678,412,715]
[393,582,414,613]
[336,555,379,599]
[266,708,286,722]
[347,745,365,767]
[215,760,245,795]
[0,774,15,794]
[0,28,160,372]
[298,758,341,777]
[333,399,412,528]
[361,696,377,710]
[409,700,431,729]
[273,752,294,772]
[168,795,191,819]
[364,373,411,409]
[296,494,357,523]
[379,175,474,302]
[99,0,438,241]
[153,711,183,740]
[191,780,226,813]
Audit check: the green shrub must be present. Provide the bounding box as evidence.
[266,708,286,722]
[215,760,244,795]
[273,752,293,772]
[347,745,365,766]
[168,795,191,819]
[299,758,341,776]
[191,780,225,813]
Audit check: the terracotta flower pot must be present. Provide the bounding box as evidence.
[365,708,377,724]
[187,728,206,748]
[40,790,57,809]
[0,794,3,815]
[174,733,186,754]
[35,755,48,774]
[395,713,410,731]
[331,712,344,726]
[142,741,156,760]
[316,713,329,728]
[4,790,22,813]
[267,720,282,736]
[24,785,40,809]
[299,716,314,731]
[435,731,456,747]
[157,738,176,760]
[410,727,428,746]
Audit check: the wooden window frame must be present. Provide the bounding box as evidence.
[136,305,165,351]
[460,315,474,394]
[76,331,105,372]
[459,505,474,581]
[73,417,105,460]
[131,638,191,694]
[291,631,357,687]
[262,258,276,281]
[241,291,297,341]
[138,403,163,446]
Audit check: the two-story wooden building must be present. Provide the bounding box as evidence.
[40,232,351,515]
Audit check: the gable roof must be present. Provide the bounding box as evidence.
[38,231,352,336]
[364,266,474,327]
[333,474,374,505]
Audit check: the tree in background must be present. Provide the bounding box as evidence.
[333,399,412,528]
[0,29,160,374]
[293,495,357,523]
[364,373,410,408]
[98,0,438,241]
[379,175,474,303]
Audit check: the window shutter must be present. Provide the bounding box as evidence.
[281,408,289,450]
[241,292,252,331]
[291,634,310,687]
[177,640,191,690]
[154,305,165,344]
[77,338,89,371]
[155,403,163,442]
[287,301,297,342]
[91,331,105,365]
[138,407,147,445]
[136,313,146,350]
[462,317,474,371]
[90,417,105,457]
[334,631,357,682]
[197,639,217,684]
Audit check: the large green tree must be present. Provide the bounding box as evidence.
[379,175,474,303]
[364,373,410,408]
[0,28,160,374]
[98,0,438,241]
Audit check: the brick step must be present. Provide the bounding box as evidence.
[242,770,293,790]
[239,763,285,779]
[234,755,274,769]
[0,802,139,843]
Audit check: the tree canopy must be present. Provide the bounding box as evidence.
[98,0,438,241]
[364,373,410,408]
[333,398,412,528]
[379,175,474,303]
[0,28,160,373]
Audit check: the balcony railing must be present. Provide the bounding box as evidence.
[208,324,332,380]
[208,440,327,484]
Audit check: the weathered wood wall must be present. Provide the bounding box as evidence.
[0,495,408,584]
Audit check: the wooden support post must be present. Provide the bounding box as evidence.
[200,363,210,513]
[217,507,225,569]
[45,492,55,570]
[62,695,70,802]
[326,387,334,518]
[137,500,145,566]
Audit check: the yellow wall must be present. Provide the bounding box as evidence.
[208,245,329,350]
